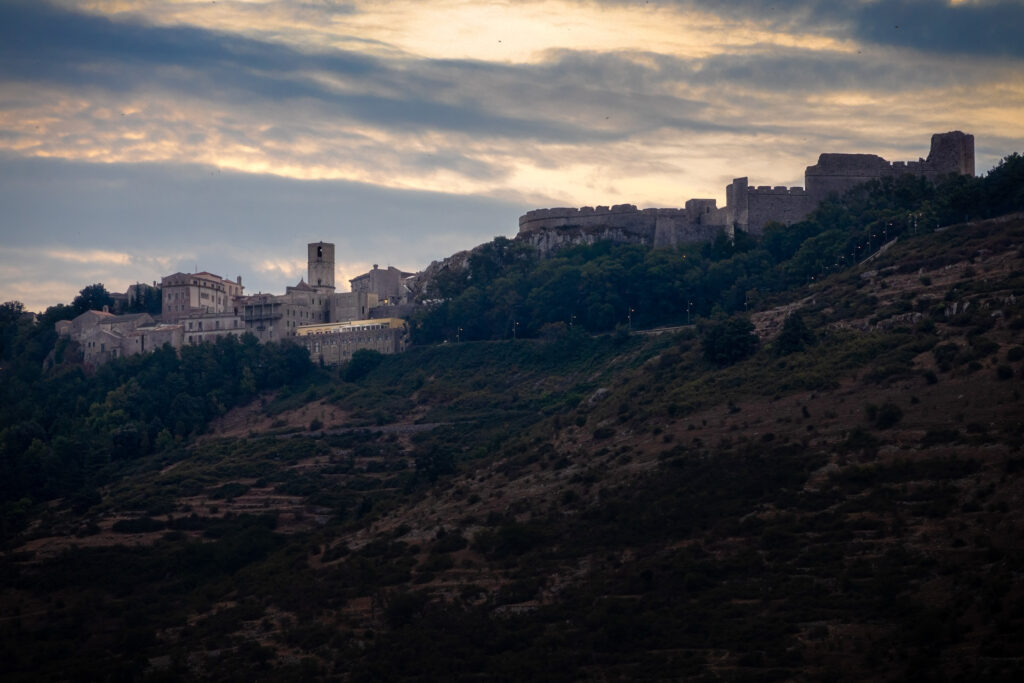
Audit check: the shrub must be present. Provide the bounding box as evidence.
[933,343,959,371]
[701,316,759,365]
[866,402,903,429]
[775,311,817,356]
[344,349,385,382]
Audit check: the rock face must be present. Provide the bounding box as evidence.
[404,248,473,300]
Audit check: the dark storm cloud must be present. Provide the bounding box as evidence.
[849,0,1024,59]
[686,46,981,92]
[0,1,622,144]
[626,0,1024,59]
[0,0,935,152]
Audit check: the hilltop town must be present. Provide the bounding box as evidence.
[5,132,1024,682]
[58,132,976,367]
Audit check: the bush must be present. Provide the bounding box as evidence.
[775,311,816,356]
[344,349,385,382]
[933,343,959,371]
[866,402,903,429]
[701,316,759,365]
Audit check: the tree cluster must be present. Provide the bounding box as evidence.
[0,324,313,517]
[410,154,1024,344]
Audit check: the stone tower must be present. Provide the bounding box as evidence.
[927,131,975,177]
[308,242,335,291]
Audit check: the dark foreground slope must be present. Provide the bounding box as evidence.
[3,215,1024,681]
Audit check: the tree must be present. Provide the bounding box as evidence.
[72,283,114,314]
[344,349,384,382]
[701,316,759,366]
[0,300,24,324]
[775,311,816,356]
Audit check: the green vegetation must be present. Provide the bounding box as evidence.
[1,160,1024,680]
[0,330,314,512]
[411,154,1024,343]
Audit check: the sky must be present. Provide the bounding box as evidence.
[1,0,1022,313]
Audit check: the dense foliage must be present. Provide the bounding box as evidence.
[2,205,1024,680]
[0,328,313,517]
[411,154,1024,343]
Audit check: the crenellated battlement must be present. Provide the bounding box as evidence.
[517,131,974,248]
[518,203,703,234]
[749,185,807,196]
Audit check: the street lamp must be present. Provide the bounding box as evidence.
[628,307,634,331]
[513,320,519,339]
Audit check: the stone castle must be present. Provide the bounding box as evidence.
[57,131,977,365]
[516,131,975,254]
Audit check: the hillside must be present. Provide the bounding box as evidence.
[3,213,1024,681]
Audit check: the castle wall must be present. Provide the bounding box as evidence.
[517,131,974,247]
[745,185,812,235]
[518,203,727,255]
[805,131,975,203]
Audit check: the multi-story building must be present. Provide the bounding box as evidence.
[241,243,409,342]
[59,309,183,367]
[295,318,409,366]
[62,241,416,367]
[180,310,246,346]
[160,271,244,323]
[349,264,415,305]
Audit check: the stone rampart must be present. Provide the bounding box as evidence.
[516,131,974,249]
[806,131,974,203]
[518,204,671,235]
[745,185,812,235]
[517,202,727,255]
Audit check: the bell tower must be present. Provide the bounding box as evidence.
[308,242,335,291]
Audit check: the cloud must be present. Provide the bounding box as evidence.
[1,0,1019,205]
[0,156,531,312]
[0,0,1021,316]
[49,249,133,266]
[845,0,1024,59]
[648,0,1024,59]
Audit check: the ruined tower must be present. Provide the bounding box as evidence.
[926,131,975,176]
[308,241,335,291]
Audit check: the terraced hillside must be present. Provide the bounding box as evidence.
[3,214,1024,681]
